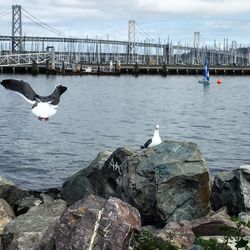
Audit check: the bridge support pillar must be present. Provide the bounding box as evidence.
[163,44,173,65]
[46,46,55,70]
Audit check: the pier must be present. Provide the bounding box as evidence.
[1,63,250,76]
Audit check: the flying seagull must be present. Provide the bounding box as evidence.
[0,79,67,121]
[140,124,162,149]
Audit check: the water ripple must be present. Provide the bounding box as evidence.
[0,74,249,189]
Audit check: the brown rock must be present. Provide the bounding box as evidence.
[53,195,141,250]
[156,220,195,249]
[0,198,15,235]
[191,207,250,237]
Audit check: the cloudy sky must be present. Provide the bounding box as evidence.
[1,0,250,47]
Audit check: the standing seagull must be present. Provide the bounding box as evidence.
[0,79,67,121]
[140,124,162,149]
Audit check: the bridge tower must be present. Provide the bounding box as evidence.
[193,32,200,48]
[163,43,173,65]
[128,20,135,63]
[193,32,201,64]
[231,41,237,65]
[12,5,23,53]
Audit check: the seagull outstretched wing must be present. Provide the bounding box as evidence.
[45,85,67,106]
[0,79,38,104]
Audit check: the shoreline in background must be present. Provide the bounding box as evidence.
[1,64,250,76]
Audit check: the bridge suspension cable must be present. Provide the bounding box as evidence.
[21,7,66,36]
[0,8,11,39]
[135,23,153,42]
[0,8,11,18]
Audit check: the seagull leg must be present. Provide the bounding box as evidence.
[38,116,49,121]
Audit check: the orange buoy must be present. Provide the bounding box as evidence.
[217,79,222,84]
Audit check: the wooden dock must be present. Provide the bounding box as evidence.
[1,64,250,76]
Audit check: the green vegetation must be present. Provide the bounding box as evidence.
[132,216,250,250]
[195,216,250,250]
[195,237,231,250]
[224,216,250,250]
[131,230,178,250]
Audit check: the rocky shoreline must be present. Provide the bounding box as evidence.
[0,140,249,249]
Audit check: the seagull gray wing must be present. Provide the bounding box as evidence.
[45,85,67,106]
[0,79,38,104]
[140,139,152,149]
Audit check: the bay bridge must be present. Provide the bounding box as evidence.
[1,5,250,74]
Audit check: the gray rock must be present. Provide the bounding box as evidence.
[188,245,204,250]
[239,211,250,224]
[34,220,59,250]
[52,194,141,250]
[15,192,57,216]
[61,141,211,226]
[154,142,210,223]
[44,188,61,200]
[211,165,250,215]
[2,199,66,249]
[61,150,112,205]
[17,195,42,215]
[39,194,54,204]
[0,176,30,210]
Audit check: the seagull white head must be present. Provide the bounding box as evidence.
[155,124,160,130]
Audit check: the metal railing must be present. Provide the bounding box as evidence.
[0,52,50,66]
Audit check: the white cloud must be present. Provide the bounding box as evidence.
[1,0,250,45]
[135,0,250,15]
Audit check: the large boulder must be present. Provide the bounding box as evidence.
[52,195,141,250]
[61,150,112,205]
[61,141,211,225]
[2,199,67,249]
[211,165,250,215]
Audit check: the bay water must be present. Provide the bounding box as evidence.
[0,74,249,190]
